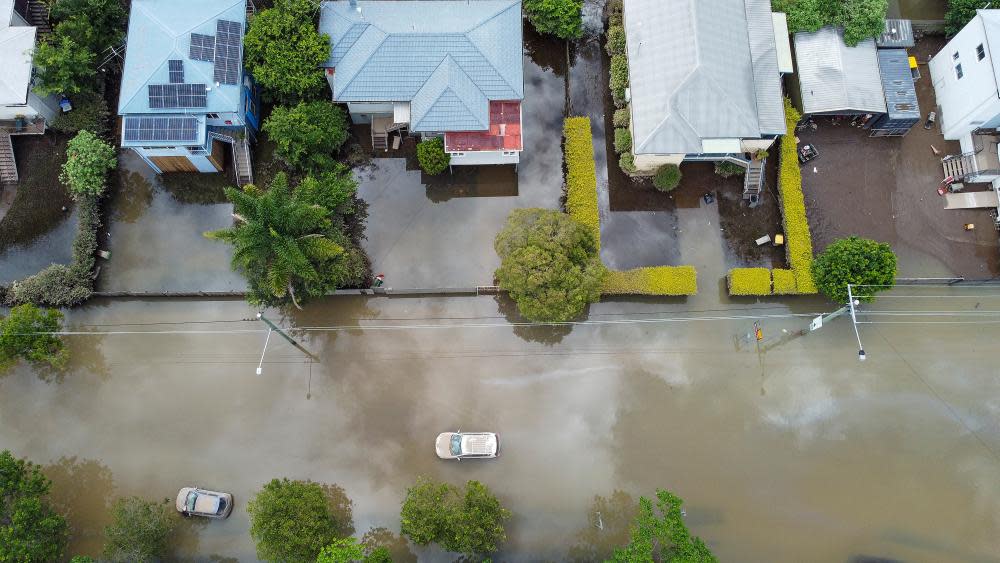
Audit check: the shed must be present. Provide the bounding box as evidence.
[793,27,887,116]
[870,49,920,136]
[877,19,915,49]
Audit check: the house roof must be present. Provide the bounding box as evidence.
[118,0,245,116]
[319,0,523,132]
[794,27,887,115]
[877,19,914,48]
[0,0,36,105]
[623,0,786,156]
[877,48,919,121]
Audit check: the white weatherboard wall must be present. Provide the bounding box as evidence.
[449,150,519,166]
[930,11,1000,140]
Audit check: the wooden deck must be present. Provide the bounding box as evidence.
[0,117,46,136]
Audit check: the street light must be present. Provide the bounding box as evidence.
[256,328,273,375]
[847,285,866,361]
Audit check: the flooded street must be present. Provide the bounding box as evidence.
[1,290,998,562]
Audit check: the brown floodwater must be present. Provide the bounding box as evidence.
[1,287,999,562]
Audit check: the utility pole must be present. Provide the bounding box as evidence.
[847,284,866,361]
[807,284,866,361]
[255,313,320,373]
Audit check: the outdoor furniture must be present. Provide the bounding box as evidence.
[798,144,819,164]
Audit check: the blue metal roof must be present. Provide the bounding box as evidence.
[118,0,246,116]
[319,0,522,132]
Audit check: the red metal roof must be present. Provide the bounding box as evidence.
[444,101,522,152]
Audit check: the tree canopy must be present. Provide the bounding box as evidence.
[102,497,175,563]
[0,450,68,562]
[60,130,117,199]
[523,0,584,40]
[0,304,68,372]
[316,537,391,563]
[812,236,897,304]
[248,478,345,563]
[400,477,511,557]
[772,0,888,46]
[263,102,350,172]
[33,0,126,96]
[494,208,606,322]
[945,0,985,36]
[244,0,330,103]
[607,490,717,563]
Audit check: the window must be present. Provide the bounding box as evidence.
[978,44,986,61]
[956,63,964,79]
[450,152,465,157]
[503,151,516,156]
[953,51,960,61]
[206,113,220,119]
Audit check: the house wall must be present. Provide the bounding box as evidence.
[634,153,685,172]
[930,14,1000,140]
[449,150,520,166]
[741,138,777,152]
[206,112,244,128]
[131,146,219,174]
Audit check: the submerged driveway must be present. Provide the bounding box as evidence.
[1,289,998,561]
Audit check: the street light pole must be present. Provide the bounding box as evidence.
[255,313,321,375]
[847,284,866,361]
[256,328,272,375]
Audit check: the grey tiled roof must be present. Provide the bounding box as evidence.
[320,1,522,132]
[794,27,887,115]
[623,0,785,156]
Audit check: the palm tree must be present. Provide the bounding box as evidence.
[205,173,343,308]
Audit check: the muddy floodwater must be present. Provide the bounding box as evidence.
[1,289,998,562]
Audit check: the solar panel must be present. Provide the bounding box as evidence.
[123,116,200,143]
[168,60,184,84]
[190,33,215,62]
[148,83,208,109]
[213,19,242,85]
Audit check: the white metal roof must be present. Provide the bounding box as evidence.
[0,1,36,105]
[772,12,794,73]
[794,27,887,115]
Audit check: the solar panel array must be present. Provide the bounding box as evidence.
[148,84,208,108]
[123,116,200,142]
[213,19,242,85]
[190,33,215,62]
[168,60,184,83]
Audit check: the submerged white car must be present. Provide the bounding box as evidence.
[435,432,499,460]
[175,487,234,519]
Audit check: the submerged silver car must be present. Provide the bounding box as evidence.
[435,432,499,460]
[175,487,234,519]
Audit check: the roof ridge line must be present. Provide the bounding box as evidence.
[740,0,764,131]
[464,1,521,96]
[636,63,699,153]
[335,27,390,99]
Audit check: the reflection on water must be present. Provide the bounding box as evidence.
[362,527,417,563]
[566,490,637,562]
[44,457,115,556]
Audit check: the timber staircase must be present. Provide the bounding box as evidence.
[233,136,253,186]
[941,152,977,182]
[743,158,764,207]
[372,129,388,151]
[0,133,18,185]
[14,0,51,36]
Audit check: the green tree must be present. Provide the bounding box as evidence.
[101,497,175,563]
[400,477,511,557]
[945,0,987,36]
[49,0,127,53]
[296,165,358,217]
[205,173,346,308]
[0,450,68,562]
[0,304,68,371]
[244,0,330,103]
[523,0,584,39]
[812,236,897,304]
[32,34,97,96]
[835,0,889,46]
[248,478,342,563]
[494,208,605,322]
[60,130,117,199]
[264,101,350,172]
[69,557,96,563]
[316,538,392,563]
[415,137,450,175]
[607,490,716,562]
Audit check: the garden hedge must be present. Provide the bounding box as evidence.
[563,117,601,247]
[603,266,697,296]
[613,127,631,154]
[771,268,798,295]
[777,98,817,294]
[727,268,772,296]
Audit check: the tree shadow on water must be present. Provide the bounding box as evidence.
[566,490,639,563]
[494,294,574,346]
[362,527,417,563]
[43,457,116,554]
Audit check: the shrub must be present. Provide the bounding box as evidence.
[652,164,682,192]
[248,478,342,563]
[714,160,745,178]
[619,152,636,174]
[602,266,697,295]
[60,130,116,199]
[778,98,816,294]
[812,236,897,304]
[563,117,600,246]
[728,268,772,296]
[610,54,629,107]
[613,127,632,154]
[523,0,584,39]
[494,209,605,322]
[608,0,624,26]
[263,101,349,172]
[771,268,798,295]
[606,25,626,56]
[51,95,109,136]
[244,0,331,103]
[416,137,450,175]
[613,108,630,128]
[102,497,175,563]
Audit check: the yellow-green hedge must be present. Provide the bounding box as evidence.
[727,268,773,296]
[563,117,601,248]
[603,266,698,296]
[778,99,817,294]
[771,268,798,295]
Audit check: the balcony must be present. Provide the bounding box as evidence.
[0,116,46,136]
